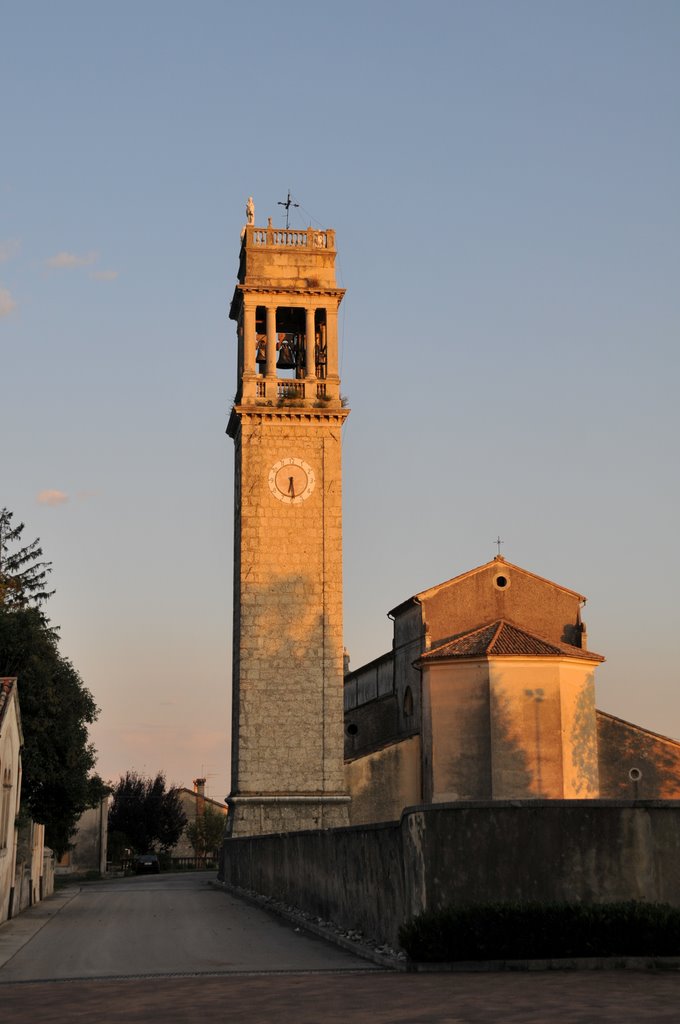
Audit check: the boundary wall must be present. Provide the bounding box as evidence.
[218,800,680,948]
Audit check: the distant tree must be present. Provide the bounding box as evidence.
[108,771,187,855]
[185,803,226,858]
[0,606,101,856]
[0,507,54,609]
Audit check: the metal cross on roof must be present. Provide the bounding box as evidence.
[278,190,299,229]
[495,535,504,556]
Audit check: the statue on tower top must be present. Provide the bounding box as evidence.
[246,196,255,226]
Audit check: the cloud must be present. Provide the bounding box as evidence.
[46,250,98,269]
[90,269,118,281]
[37,489,69,506]
[0,239,20,263]
[0,286,16,318]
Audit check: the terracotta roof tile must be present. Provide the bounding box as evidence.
[419,620,605,663]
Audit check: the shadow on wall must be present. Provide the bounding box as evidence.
[598,714,680,799]
[440,685,534,801]
[232,571,340,791]
[488,685,537,799]
[570,678,599,795]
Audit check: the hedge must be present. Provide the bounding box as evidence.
[399,901,680,961]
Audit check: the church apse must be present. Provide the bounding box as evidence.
[344,557,608,822]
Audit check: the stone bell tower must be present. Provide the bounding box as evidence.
[225,208,351,836]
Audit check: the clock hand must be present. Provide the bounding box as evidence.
[288,476,295,497]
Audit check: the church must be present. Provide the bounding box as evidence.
[219,205,680,944]
[224,202,680,837]
[344,555,680,824]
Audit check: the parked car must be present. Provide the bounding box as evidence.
[134,854,160,874]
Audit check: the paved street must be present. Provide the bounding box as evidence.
[2,873,680,1022]
[0,871,369,981]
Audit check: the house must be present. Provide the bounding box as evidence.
[174,778,228,858]
[0,677,22,922]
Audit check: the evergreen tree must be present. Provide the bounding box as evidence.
[0,507,54,608]
[0,606,101,855]
[0,507,101,856]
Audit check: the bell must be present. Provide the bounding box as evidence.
[255,335,267,364]
[276,335,296,370]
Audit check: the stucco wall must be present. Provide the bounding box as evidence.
[219,801,680,949]
[424,661,492,802]
[345,736,421,825]
[597,711,680,799]
[0,682,22,924]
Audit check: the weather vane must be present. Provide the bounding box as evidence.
[278,190,299,229]
[495,535,504,556]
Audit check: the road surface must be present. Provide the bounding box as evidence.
[2,872,680,1023]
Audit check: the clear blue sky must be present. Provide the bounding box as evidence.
[3,1,679,801]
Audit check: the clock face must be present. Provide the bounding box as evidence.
[268,457,315,504]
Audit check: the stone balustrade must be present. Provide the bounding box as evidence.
[249,226,331,249]
[252,378,332,402]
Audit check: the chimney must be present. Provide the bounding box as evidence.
[193,777,206,797]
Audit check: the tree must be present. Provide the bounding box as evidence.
[0,507,54,609]
[0,508,101,856]
[108,771,187,855]
[0,606,101,856]
[185,803,226,858]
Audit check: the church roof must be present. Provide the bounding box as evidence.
[418,620,605,664]
[389,556,586,618]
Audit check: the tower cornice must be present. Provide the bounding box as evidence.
[227,403,349,438]
[230,283,346,320]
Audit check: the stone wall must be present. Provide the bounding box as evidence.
[219,800,680,948]
[220,820,406,946]
[229,411,350,834]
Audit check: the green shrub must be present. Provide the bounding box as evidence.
[399,901,680,962]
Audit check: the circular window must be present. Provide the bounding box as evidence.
[494,573,510,590]
[629,767,642,782]
[346,723,358,736]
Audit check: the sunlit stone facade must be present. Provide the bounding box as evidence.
[226,218,350,835]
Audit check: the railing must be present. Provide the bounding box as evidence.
[245,378,337,402]
[120,855,218,873]
[277,380,305,399]
[250,226,329,249]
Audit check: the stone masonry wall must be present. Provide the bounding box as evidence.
[229,409,348,833]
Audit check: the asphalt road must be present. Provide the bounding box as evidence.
[0,871,371,982]
[3,873,680,1023]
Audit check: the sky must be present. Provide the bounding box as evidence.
[2,1,679,803]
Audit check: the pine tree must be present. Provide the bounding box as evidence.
[0,507,54,609]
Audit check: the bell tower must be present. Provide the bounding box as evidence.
[225,210,351,836]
